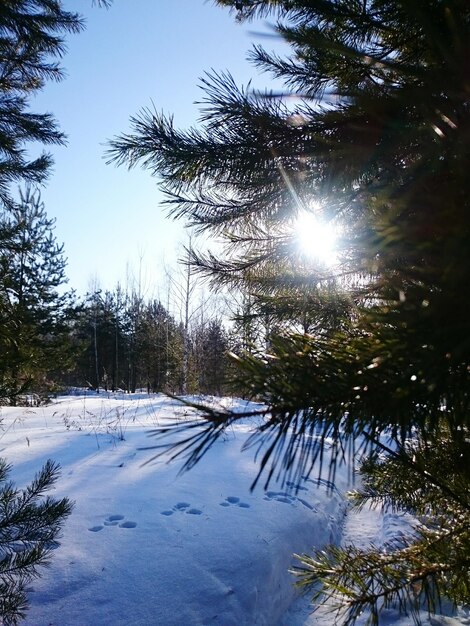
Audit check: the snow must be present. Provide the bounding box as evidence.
[0,393,468,626]
[282,505,470,626]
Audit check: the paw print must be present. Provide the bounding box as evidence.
[219,496,250,509]
[160,502,203,516]
[88,514,137,532]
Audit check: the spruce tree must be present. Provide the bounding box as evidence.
[109,1,470,622]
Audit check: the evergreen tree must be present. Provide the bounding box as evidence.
[109,1,470,623]
[67,292,188,395]
[137,299,183,393]
[0,3,88,623]
[0,0,83,205]
[0,0,86,402]
[67,288,130,392]
[123,290,144,393]
[0,186,77,403]
[0,460,72,626]
[193,317,229,395]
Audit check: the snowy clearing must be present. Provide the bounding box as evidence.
[0,393,467,626]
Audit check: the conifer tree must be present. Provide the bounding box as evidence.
[0,460,73,626]
[192,317,229,395]
[137,299,183,393]
[0,0,85,400]
[0,0,83,204]
[0,2,88,622]
[0,186,77,403]
[109,1,470,622]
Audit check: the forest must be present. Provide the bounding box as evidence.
[0,188,236,403]
[0,1,469,625]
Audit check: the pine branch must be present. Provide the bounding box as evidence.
[293,519,470,626]
[0,458,72,624]
[143,394,270,472]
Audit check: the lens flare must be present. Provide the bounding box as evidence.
[294,210,338,266]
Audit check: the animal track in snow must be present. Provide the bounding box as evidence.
[104,514,124,526]
[160,502,203,516]
[263,491,315,511]
[219,496,250,509]
[119,520,137,528]
[88,514,137,532]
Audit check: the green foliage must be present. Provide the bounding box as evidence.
[0,459,73,625]
[66,289,230,396]
[293,427,470,625]
[0,3,102,624]
[0,0,85,400]
[129,297,185,394]
[109,0,470,622]
[192,317,230,395]
[0,0,84,204]
[0,186,78,403]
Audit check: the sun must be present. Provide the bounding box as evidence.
[294,209,339,267]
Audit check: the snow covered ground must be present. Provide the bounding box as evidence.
[0,393,468,626]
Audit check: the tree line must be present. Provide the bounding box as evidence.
[0,186,235,404]
[70,286,232,397]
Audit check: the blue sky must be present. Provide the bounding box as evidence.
[31,0,281,296]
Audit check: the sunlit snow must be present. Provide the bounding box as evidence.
[0,393,467,626]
